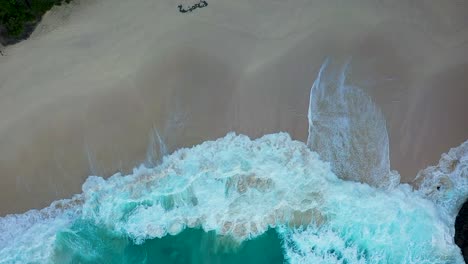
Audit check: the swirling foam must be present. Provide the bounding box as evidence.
[80,132,335,243]
[414,140,468,221]
[0,196,82,263]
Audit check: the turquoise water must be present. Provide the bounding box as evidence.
[0,62,466,263]
[54,221,284,264]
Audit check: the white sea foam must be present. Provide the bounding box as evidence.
[414,140,468,221]
[0,196,82,263]
[282,137,468,264]
[307,60,399,188]
[80,132,337,243]
[279,177,463,263]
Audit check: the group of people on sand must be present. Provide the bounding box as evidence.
[178,0,208,13]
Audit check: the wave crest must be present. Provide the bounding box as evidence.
[80,132,336,243]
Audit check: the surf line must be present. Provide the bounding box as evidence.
[178,0,208,13]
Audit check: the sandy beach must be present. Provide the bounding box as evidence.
[0,0,467,215]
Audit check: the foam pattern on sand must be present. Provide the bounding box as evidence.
[307,60,399,188]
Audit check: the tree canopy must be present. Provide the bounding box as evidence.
[0,0,71,41]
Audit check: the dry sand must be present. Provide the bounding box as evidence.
[0,0,467,215]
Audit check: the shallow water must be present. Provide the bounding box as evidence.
[54,224,284,264]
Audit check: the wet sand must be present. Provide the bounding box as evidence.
[0,0,467,215]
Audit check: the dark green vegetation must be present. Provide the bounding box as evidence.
[0,0,72,45]
[53,219,285,264]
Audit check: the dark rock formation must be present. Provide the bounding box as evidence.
[456,200,468,262]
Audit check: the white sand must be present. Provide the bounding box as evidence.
[0,0,467,215]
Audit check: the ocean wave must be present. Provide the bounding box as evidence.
[0,132,466,263]
[0,195,82,263]
[79,132,336,243]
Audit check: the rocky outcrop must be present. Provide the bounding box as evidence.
[413,140,468,261]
